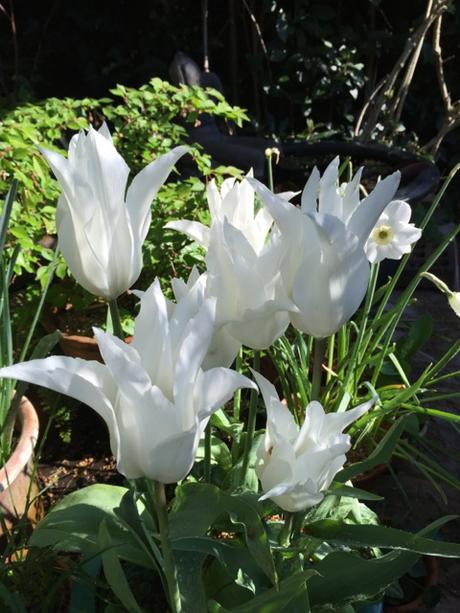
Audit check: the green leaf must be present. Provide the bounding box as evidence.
[304,516,460,557]
[337,416,408,482]
[175,550,208,613]
[30,484,153,568]
[208,571,316,612]
[328,484,383,501]
[170,483,277,586]
[98,521,144,613]
[307,516,455,607]
[196,435,232,469]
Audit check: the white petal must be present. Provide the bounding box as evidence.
[290,215,370,337]
[301,166,320,213]
[319,157,342,217]
[206,179,222,220]
[98,122,113,141]
[39,147,76,208]
[126,146,187,243]
[131,279,173,395]
[320,398,374,440]
[195,368,257,421]
[86,126,130,217]
[56,195,110,298]
[146,426,200,483]
[342,167,363,223]
[165,220,210,249]
[94,328,152,399]
[248,178,303,239]
[385,199,412,224]
[251,370,298,442]
[0,357,120,462]
[174,298,216,413]
[348,171,400,244]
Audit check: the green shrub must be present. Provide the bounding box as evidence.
[0,78,248,287]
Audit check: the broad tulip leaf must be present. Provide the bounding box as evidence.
[170,482,276,585]
[304,516,460,557]
[30,484,152,568]
[307,515,454,607]
[98,521,144,613]
[328,484,383,501]
[337,416,408,482]
[173,535,269,595]
[196,435,232,469]
[175,551,208,613]
[208,570,316,612]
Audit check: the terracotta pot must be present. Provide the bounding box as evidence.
[0,396,43,536]
[384,556,440,612]
[59,333,132,362]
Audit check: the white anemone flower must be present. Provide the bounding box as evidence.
[41,123,187,300]
[365,200,422,264]
[253,371,373,512]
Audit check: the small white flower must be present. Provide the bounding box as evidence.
[365,200,421,264]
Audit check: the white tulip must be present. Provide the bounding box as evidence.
[0,279,256,483]
[166,174,295,355]
[41,123,187,300]
[253,371,373,512]
[249,162,400,337]
[170,267,241,369]
[365,200,422,263]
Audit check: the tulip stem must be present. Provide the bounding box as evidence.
[279,512,294,547]
[204,423,212,482]
[153,481,182,613]
[311,338,325,402]
[108,299,124,340]
[240,350,260,486]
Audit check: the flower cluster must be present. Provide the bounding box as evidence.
[0,126,424,511]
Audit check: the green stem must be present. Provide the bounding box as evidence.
[341,263,379,395]
[233,349,243,423]
[153,481,182,613]
[204,423,212,482]
[311,338,325,402]
[374,163,460,322]
[109,298,124,340]
[266,151,275,191]
[371,222,460,387]
[240,350,260,485]
[279,512,294,547]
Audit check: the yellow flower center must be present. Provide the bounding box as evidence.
[372,224,394,245]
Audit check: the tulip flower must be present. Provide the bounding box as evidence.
[253,371,373,512]
[0,279,256,483]
[41,123,187,300]
[170,267,242,369]
[249,162,400,337]
[365,200,422,263]
[166,174,295,353]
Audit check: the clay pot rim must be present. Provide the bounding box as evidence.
[0,396,39,492]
